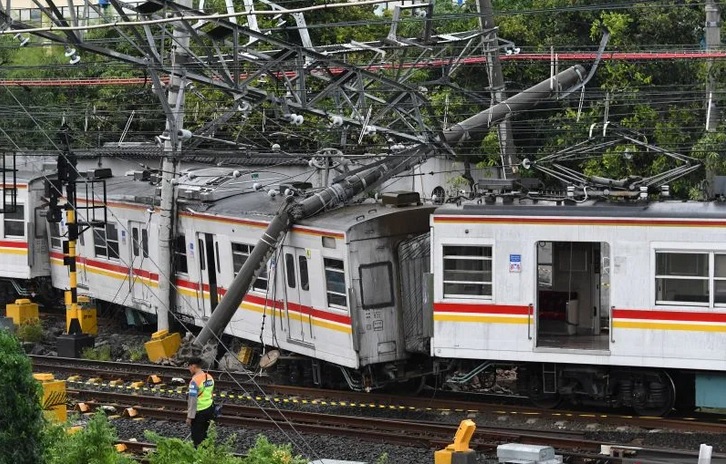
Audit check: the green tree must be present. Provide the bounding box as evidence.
[0,329,45,464]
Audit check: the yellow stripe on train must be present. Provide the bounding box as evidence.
[50,261,159,288]
[613,320,726,332]
[0,247,28,255]
[176,290,352,334]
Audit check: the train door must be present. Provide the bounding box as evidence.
[32,206,50,274]
[283,247,313,344]
[196,233,220,319]
[129,221,152,304]
[535,241,610,351]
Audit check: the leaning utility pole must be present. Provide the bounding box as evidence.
[478,0,518,179]
[705,0,721,131]
[195,64,587,347]
[156,0,192,332]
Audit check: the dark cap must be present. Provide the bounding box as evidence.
[187,356,203,366]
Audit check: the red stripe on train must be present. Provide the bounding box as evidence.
[613,309,726,324]
[433,302,530,315]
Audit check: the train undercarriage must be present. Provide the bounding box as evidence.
[440,360,695,416]
[264,350,434,394]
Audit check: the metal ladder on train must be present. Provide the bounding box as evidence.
[542,363,558,394]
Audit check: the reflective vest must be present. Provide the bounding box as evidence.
[189,371,214,411]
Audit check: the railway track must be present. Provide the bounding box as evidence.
[70,387,726,464]
[32,355,726,435]
[69,387,608,461]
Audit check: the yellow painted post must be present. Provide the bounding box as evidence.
[434,419,477,464]
[66,296,98,335]
[33,373,67,423]
[6,299,39,325]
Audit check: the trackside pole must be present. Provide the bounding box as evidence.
[699,444,713,464]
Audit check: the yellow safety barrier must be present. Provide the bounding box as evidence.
[33,373,67,423]
[144,329,181,362]
[434,419,476,464]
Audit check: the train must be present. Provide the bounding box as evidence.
[5,166,726,415]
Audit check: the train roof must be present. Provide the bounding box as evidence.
[434,199,726,219]
[97,168,435,233]
[13,170,54,184]
[202,190,436,233]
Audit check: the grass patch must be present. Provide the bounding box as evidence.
[127,343,147,362]
[16,319,43,343]
[82,345,112,361]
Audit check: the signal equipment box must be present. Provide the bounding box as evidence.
[6,298,39,325]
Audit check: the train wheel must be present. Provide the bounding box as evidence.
[387,376,426,395]
[632,370,675,417]
[527,375,562,409]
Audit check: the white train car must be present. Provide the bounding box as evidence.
[430,199,726,414]
[48,173,161,313]
[0,172,53,303]
[173,180,436,388]
[50,168,436,390]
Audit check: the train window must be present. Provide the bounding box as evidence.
[198,238,206,271]
[49,222,62,249]
[285,253,296,288]
[537,241,553,289]
[174,235,189,274]
[443,245,492,298]
[299,255,309,291]
[3,204,24,237]
[655,252,708,305]
[93,223,119,260]
[359,262,394,309]
[231,243,268,292]
[142,229,149,258]
[132,228,139,257]
[324,258,347,309]
[232,243,251,274]
[715,255,726,305]
[322,236,336,249]
[215,241,221,273]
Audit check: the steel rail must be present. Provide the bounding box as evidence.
[32,355,726,434]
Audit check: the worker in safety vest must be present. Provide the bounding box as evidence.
[186,356,215,447]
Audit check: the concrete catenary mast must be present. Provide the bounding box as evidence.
[478,0,518,179]
[155,0,192,331]
[705,0,721,132]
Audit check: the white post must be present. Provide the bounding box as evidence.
[699,444,713,464]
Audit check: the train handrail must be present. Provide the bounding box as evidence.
[528,303,533,340]
[610,305,615,343]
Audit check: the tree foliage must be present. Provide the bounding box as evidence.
[0,329,45,464]
[0,0,724,196]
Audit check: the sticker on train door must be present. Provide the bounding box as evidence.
[509,254,521,273]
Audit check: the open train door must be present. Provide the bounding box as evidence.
[536,241,610,351]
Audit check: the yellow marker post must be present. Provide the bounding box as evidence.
[6,299,39,325]
[33,373,67,423]
[434,419,477,464]
[144,330,181,362]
